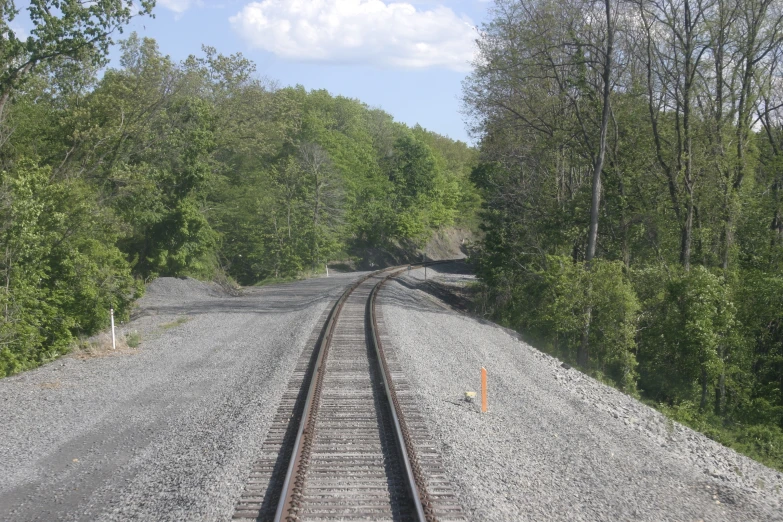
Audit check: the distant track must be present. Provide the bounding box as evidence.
[233,262,465,522]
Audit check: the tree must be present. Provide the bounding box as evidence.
[0,0,155,121]
[464,0,623,367]
[466,0,783,471]
[0,34,478,376]
[298,142,343,270]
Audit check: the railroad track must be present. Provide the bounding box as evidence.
[234,264,465,522]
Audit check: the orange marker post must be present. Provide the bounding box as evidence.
[481,367,488,413]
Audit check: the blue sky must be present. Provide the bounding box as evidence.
[12,1,494,144]
[130,0,493,144]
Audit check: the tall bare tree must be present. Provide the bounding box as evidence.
[298,142,343,270]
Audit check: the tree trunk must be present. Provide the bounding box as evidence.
[700,365,709,413]
[722,211,733,271]
[312,176,321,272]
[578,307,591,368]
[715,369,726,417]
[680,190,694,271]
[4,245,10,322]
[618,171,630,268]
[0,91,10,125]
[773,176,783,243]
[578,0,614,370]
[585,0,614,263]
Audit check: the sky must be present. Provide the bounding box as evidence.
[14,0,495,144]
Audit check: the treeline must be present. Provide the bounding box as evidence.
[0,27,478,375]
[465,0,783,469]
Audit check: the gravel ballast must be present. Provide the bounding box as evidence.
[379,263,783,521]
[0,273,360,521]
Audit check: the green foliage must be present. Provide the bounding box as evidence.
[733,270,783,427]
[637,267,739,407]
[487,255,639,392]
[731,425,783,471]
[0,1,155,109]
[0,32,477,375]
[209,85,474,283]
[467,0,783,472]
[660,401,783,471]
[0,160,139,376]
[589,261,640,391]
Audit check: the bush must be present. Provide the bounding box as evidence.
[0,160,141,377]
[733,270,783,427]
[589,260,640,392]
[636,265,738,408]
[125,331,142,348]
[496,255,640,391]
[732,424,783,471]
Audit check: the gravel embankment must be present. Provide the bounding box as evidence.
[380,262,783,522]
[0,273,360,521]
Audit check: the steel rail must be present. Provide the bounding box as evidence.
[368,259,454,522]
[368,268,429,521]
[272,268,382,522]
[273,261,456,522]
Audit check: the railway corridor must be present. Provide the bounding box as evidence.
[298,277,414,520]
[2,264,781,522]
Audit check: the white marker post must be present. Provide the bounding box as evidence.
[326,264,329,277]
[110,308,116,350]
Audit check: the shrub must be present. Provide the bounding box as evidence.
[635,266,738,408]
[733,424,783,471]
[125,331,142,348]
[500,255,640,391]
[0,160,140,377]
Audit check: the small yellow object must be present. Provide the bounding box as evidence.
[464,391,477,401]
[72,459,79,463]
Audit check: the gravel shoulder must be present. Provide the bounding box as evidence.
[0,273,361,521]
[380,262,783,522]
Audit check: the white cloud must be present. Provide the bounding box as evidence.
[9,21,28,39]
[229,0,478,71]
[159,0,196,13]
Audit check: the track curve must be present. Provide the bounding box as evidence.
[233,263,464,522]
[274,268,425,521]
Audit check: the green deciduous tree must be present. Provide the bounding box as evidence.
[467,0,783,470]
[0,0,155,121]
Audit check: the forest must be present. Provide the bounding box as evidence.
[0,3,478,376]
[464,0,783,469]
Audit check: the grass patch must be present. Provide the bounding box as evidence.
[638,402,783,472]
[161,316,191,330]
[125,331,141,347]
[71,332,133,359]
